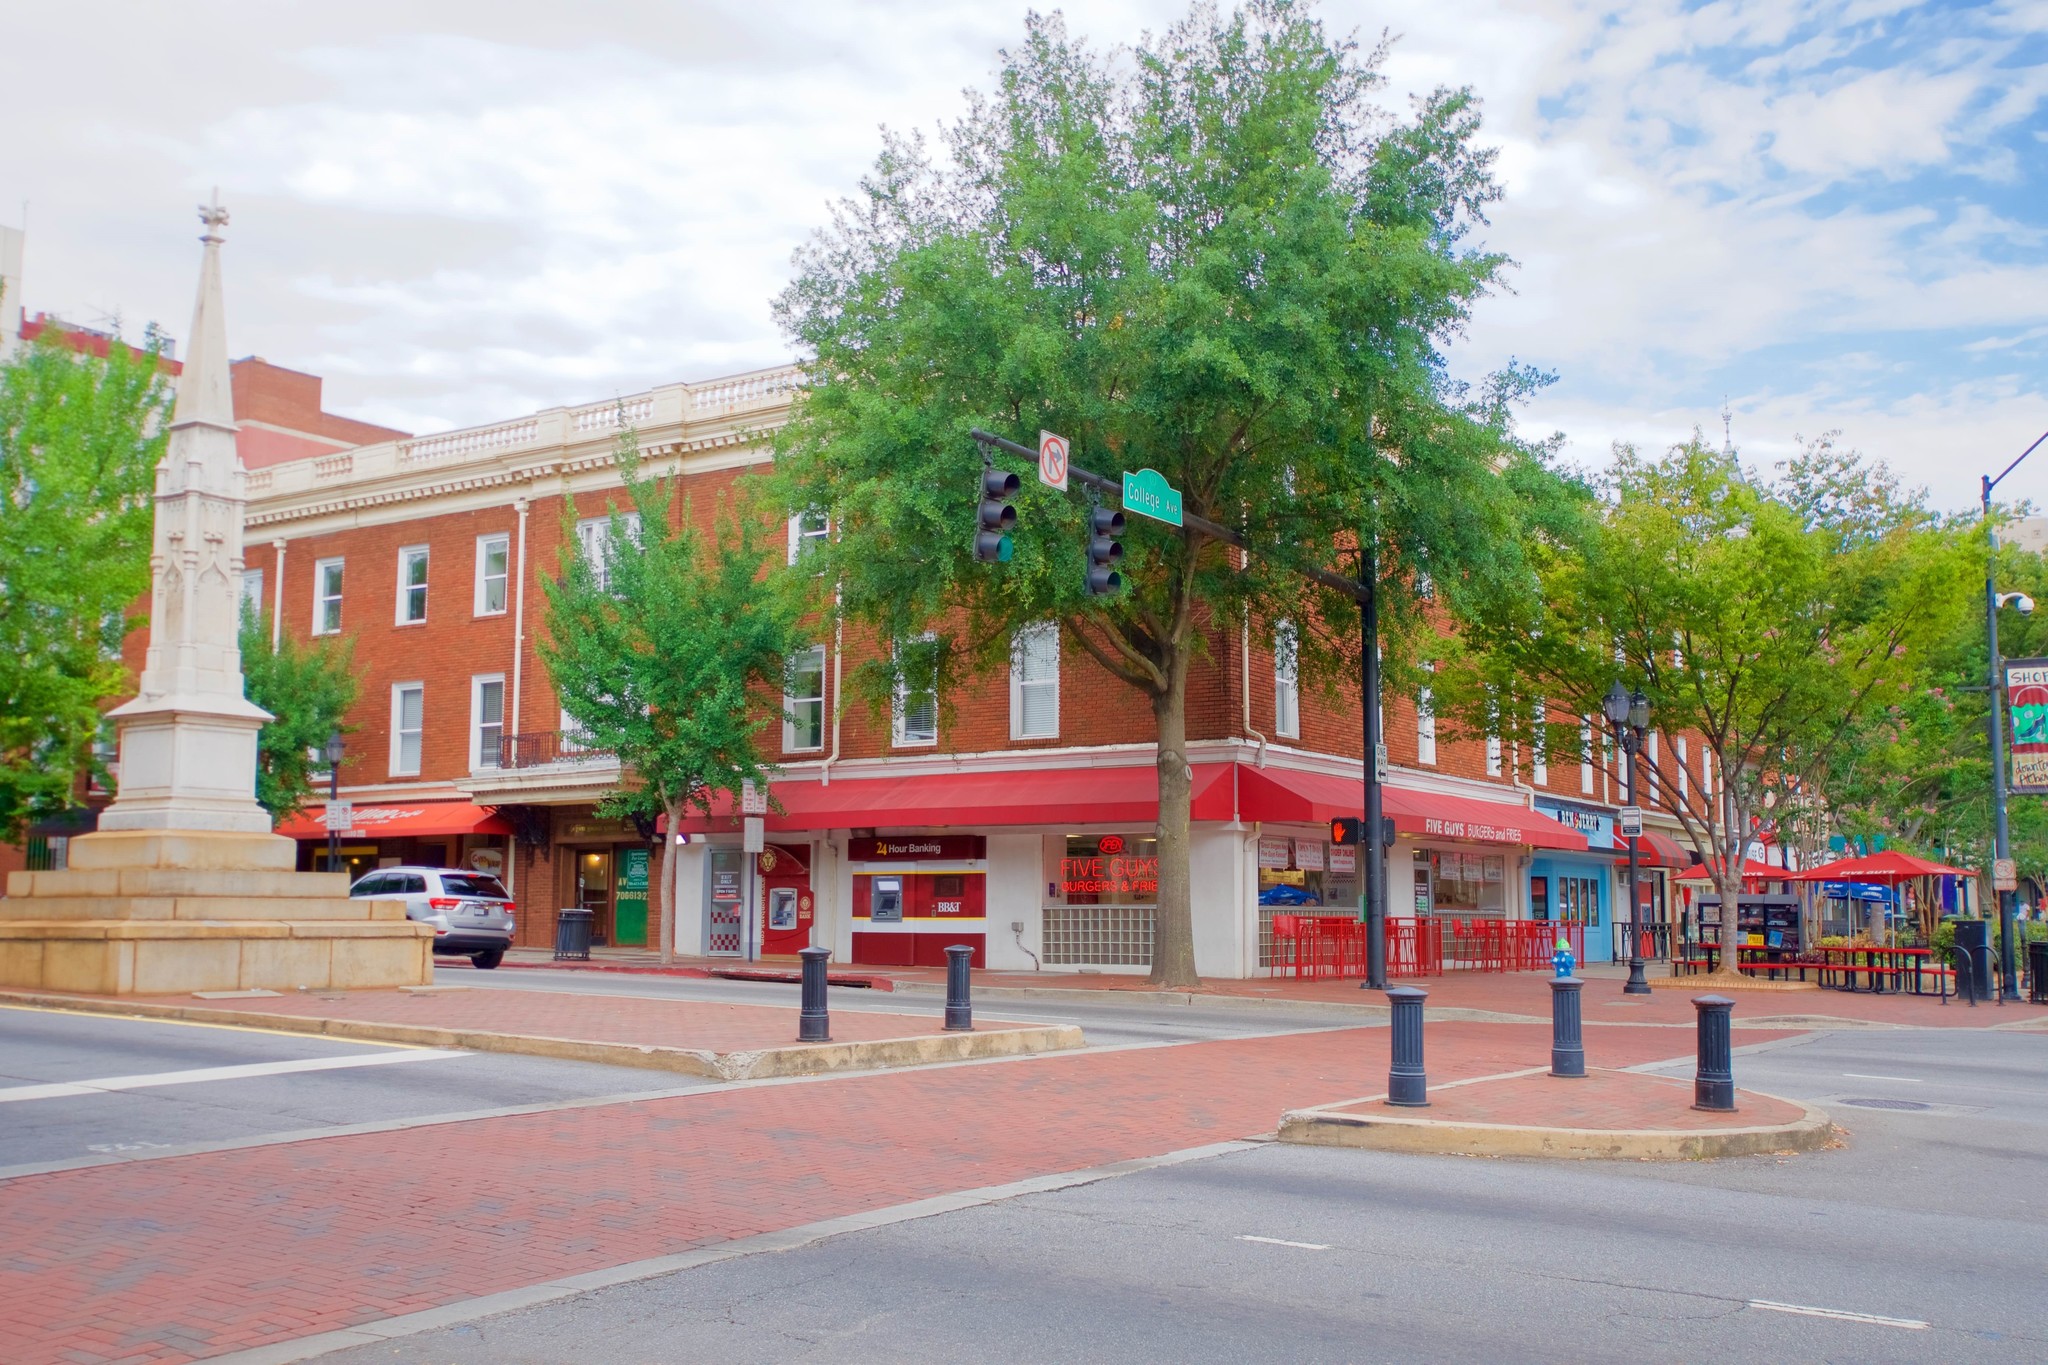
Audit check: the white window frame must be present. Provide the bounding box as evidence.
[559,706,598,756]
[1531,700,1548,786]
[1274,620,1300,740]
[783,645,827,753]
[1647,731,1662,799]
[474,533,510,617]
[892,634,939,748]
[313,558,344,636]
[239,568,264,619]
[1486,688,1503,777]
[787,511,830,565]
[1010,622,1060,740]
[471,674,505,772]
[1579,718,1594,795]
[1417,666,1437,767]
[576,512,641,593]
[390,682,424,777]
[395,545,429,625]
[1676,735,1690,800]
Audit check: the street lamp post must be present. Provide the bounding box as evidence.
[1604,682,1651,995]
[324,730,345,875]
[1982,429,2048,1003]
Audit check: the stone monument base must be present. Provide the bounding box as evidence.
[0,830,432,995]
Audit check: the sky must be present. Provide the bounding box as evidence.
[3,0,2044,510]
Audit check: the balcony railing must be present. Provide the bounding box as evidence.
[496,730,615,770]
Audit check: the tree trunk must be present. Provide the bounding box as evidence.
[658,797,680,965]
[1149,653,1198,988]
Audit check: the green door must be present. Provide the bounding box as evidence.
[615,847,651,947]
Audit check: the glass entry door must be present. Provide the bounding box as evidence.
[575,848,613,947]
[705,847,744,956]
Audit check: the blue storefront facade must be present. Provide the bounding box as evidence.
[1531,799,1620,963]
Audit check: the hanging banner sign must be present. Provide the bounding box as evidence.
[2007,658,2048,794]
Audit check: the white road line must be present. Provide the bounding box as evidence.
[1842,1073,1922,1083]
[1747,1300,1928,1330]
[1237,1235,1331,1251]
[0,1049,469,1104]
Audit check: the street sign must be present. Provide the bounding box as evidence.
[743,816,766,853]
[1618,806,1643,838]
[1038,429,1069,491]
[1120,468,1184,527]
[1994,858,2017,891]
[322,801,353,833]
[1374,743,1388,784]
[741,779,767,816]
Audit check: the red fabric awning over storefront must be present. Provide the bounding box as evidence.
[666,764,1238,834]
[1230,765,1588,851]
[275,800,512,840]
[1782,849,1974,884]
[1633,830,1693,868]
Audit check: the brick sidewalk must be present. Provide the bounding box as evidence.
[0,1021,1752,1365]
[1323,1068,1807,1131]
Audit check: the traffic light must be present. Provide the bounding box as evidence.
[1086,506,1124,596]
[975,466,1020,563]
[1330,817,1361,846]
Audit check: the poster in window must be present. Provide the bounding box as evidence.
[1293,839,1325,871]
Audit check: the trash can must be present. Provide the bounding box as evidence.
[2028,940,2048,1005]
[554,907,594,962]
[1949,917,1992,999]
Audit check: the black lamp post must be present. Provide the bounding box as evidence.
[1982,428,2048,1002]
[324,730,345,874]
[1604,681,1652,995]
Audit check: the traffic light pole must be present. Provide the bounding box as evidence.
[1361,545,1387,989]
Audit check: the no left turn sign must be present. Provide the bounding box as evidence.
[1038,430,1069,491]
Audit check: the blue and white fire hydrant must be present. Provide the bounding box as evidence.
[1552,937,1575,979]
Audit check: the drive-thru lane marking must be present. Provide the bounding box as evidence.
[0,1048,470,1104]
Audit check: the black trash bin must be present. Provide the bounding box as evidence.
[2028,939,2048,1005]
[1949,917,1992,1000]
[554,907,594,962]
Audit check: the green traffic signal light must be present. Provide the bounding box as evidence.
[1086,506,1124,596]
[975,466,1020,564]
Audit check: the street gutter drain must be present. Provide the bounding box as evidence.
[1838,1098,1933,1112]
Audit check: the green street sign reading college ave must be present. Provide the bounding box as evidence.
[1120,467,1184,528]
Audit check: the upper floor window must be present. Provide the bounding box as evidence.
[471,675,505,771]
[1485,688,1503,777]
[1531,700,1548,786]
[475,534,510,616]
[576,512,642,593]
[396,546,429,624]
[313,558,344,636]
[788,511,830,565]
[1274,621,1300,740]
[1417,665,1437,766]
[390,682,424,777]
[1011,622,1060,740]
[784,645,826,753]
[1579,718,1594,795]
[240,568,264,619]
[893,635,938,747]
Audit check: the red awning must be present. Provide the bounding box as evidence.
[275,800,512,840]
[1231,765,1587,851]
[1633,830,1693,868]
[668,764,1238,833]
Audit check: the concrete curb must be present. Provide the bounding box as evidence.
[0,989,1084,1082]
[1276,1091,1838,1161]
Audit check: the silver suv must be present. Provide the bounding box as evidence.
[349,866,515,969]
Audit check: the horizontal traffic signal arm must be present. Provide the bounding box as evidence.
[969,428,1370,605]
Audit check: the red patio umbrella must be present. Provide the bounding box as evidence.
[1673,858,1789,885]
[1783,850,1974,885]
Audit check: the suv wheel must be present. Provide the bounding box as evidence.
[471,950,505,970]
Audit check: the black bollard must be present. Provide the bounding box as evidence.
[1385,985,1429,1107]
[798,946,831,1043]
[1549,976,1586,1078]
[943,944,974,1031]
[1692,994,1735,1112]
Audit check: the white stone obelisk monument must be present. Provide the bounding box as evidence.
[0,201,431,994]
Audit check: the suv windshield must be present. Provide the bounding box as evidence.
[440,874,509,900]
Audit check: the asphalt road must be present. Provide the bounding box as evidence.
[316,1023,2048,1365]
[0,1003,714,1176]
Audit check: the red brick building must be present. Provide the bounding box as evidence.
[226,367,1700,976]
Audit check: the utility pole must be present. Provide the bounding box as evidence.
[1361,545,1387,989]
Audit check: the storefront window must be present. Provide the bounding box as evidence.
[1045,834,1157,966]
[1255,833,1359,967]
[1427,850,1506,917]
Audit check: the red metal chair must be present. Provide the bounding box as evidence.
[1270,914,1302,978]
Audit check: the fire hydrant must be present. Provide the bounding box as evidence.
[1552,936,1575,979]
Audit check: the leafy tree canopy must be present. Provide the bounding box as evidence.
[239,607,359,821]
[767,0,1577,984]
[0,330,169,840]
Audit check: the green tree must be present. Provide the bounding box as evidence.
[768,0,1575,986]
[539,430,801,962]
[0,329,169,839]
[1440,435,1975,980]
[239,607,359,821]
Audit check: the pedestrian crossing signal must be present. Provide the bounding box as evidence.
[1330,817,1362,846]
